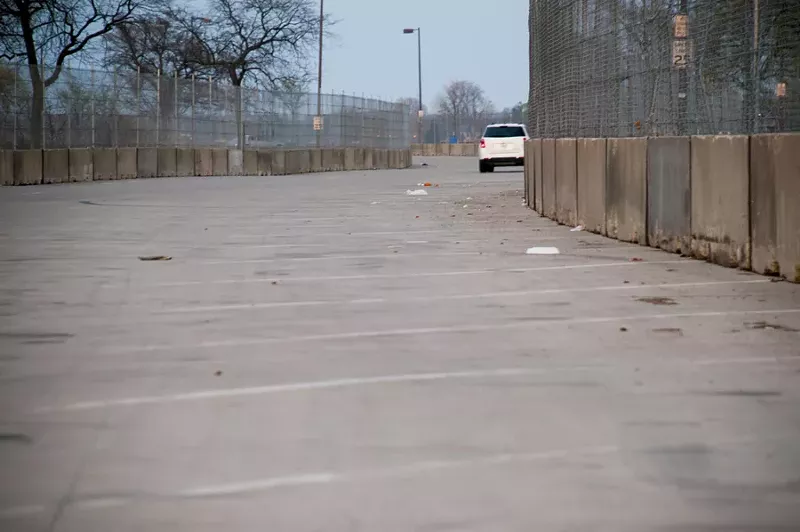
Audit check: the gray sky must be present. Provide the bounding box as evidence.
[322,0,529,111]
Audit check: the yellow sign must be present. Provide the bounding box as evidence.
[674,14,688,38]
[776,82,787,97]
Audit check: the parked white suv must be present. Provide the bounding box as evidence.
[478,123,529,173]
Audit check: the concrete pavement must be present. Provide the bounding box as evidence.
[1,156,799,531]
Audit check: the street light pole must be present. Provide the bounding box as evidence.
[316,0,324,148]
[404,27,423,143]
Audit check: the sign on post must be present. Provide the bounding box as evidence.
[313,116,323,131]
[672,39,691,69]
[673,14,688,38]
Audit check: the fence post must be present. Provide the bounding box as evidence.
[113,68,118,147]
[191,74,196,148]
[156,68,161,146]
[174,70,179,146]
[41,64,46,150]
[13,64,17,150]
[91,67,96,147]
[136,66,141,147]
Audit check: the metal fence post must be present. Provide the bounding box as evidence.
[175,70,178,146]
[91,67,96,147]
[13,64,17,150]
[136,66,141,147]
[156,68,161,146]
[41,64,46,150]
[191,74,196,148]
[113,68,118,147]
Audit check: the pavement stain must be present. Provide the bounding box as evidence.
[696,390,783,398]
[636,296,678,306]
[745,321,798,332]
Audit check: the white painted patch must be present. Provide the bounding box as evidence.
[406,189,428,196]
[159,280,769,314]
[153,259,689,287]
[106,308,800,356]
[406,240,429,244]
[526,247,560,255]
[39,367,598,413]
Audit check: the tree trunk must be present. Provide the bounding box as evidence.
[29,65,44,149]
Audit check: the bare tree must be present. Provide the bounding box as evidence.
[437,80,493,140]
[0,0,144,147]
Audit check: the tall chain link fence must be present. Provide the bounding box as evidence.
[0,64,411,150]
[528,0,800,138]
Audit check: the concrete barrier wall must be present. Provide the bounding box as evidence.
[647,137,691,254]
[691,135,750,269]
[227,150,244,176]
[541,139,557,219]
[525,133,798,282]
[176,148,195,177]
[750,134,800,281]
[412,144,477,156]
[43,149,69,184]
[13,150,42,185]
[533,139,543,213]
[69,148,93,182]
[137,148,157,178]
[0,150,14,186]
[195,149,213,176]
[576,139,606,235]
[555,139,578,226]
[157,148,177,178]
[606,137,647,245]
[2,148,412,188]
[523,141,533,208]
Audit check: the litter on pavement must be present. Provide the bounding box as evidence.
[526,247,560,255]
[406,189,428,196]
[570,225,585,232]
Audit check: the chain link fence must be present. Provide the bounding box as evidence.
[0,64,411,150]
[528,0,800,138]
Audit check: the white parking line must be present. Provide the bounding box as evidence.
[38,366,600,412]
[159,280,770,314]
[104,308,800,355]
[152,260,689,287]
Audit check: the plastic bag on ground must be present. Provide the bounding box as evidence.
[526,247,560,255]
[406,189,428,196]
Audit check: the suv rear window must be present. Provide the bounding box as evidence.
[484,126,526,138]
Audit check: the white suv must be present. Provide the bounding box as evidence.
[478,123,529,173]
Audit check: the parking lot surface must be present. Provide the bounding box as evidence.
[1,156,799,531]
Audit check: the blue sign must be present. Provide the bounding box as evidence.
[449,135,458,144]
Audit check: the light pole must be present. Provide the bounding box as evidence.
[403,27,422,143]
[316,0,324,148]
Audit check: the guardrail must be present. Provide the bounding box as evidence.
[524,134,800,283]
[0,147,412,185]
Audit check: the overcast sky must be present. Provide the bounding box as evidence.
[322,0,529,110]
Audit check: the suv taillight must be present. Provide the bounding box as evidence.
[479,139,486,148]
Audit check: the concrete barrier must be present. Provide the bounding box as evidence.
[450,144,464,157]
[43,149,69,184]
[411,144,423,156]
[271,150,286,175]
[691,135,750,269]
[195,149,212,176]
[118,148,136,179]
[606,138,647,245]
[176,148,194,177]
[157,148,177,178]
[436,144,450,156]
[750,134,800,281]
[541,139,556,219]
[243,150,258,175]
[211,149,228,176]
[286,150,311,174]
[555,139,578,226]
[576,139,606,235]
[532,139,543,213]
[523,141,534,208]
[363,148,374,169]
[13,150,42,185]
[136,148,157,178]
[344,148,358,171]
[227,149,244,176]
[93,148,117,180]
[69,148,93,182]
[0,150,13,185]
[422,144,436,157]
[257,150,272,175]
[310,149,323,173]
[647,137,691,254]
